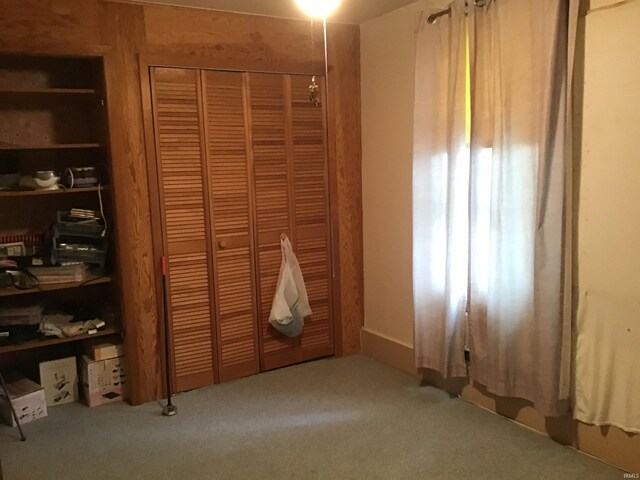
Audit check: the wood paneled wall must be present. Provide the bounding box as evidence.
[0,0,363,404]
[327,24,364,356]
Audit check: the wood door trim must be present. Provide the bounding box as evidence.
[145,66,177,391]
[320,75,337,355]
[138,59,167,399]
[325,66,344,357]
[139,54,329,77]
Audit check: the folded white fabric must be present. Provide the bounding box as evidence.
[39,314,105,338]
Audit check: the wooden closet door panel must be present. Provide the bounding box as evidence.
[202,70,259,381]
[289,75,334,360]
[151,67,217,391]
[247,73,299,370]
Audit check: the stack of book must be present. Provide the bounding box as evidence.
[63,209,101,222]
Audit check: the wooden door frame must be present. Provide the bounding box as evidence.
[138,61,170,395]
[138,54,346,393]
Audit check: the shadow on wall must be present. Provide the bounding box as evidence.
[420,368,574,445]
[419,367,638,459]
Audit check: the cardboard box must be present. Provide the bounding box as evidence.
[0,377,47,427]
[39,356,79,406]
[83,341,124,361]
[79,355,127,407]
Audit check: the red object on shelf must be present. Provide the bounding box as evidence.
[0,232,44,246]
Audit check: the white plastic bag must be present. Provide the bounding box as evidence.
[268,235,312,337]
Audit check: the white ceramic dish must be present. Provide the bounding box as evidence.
[33,176,60,189]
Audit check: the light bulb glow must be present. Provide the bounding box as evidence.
[295,0,341,18]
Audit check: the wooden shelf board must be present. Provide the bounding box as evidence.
[0,143,102,151]
[0,186,109,197]
[0,327,121,355]
[0,88,97,95]
[0,275,112,297]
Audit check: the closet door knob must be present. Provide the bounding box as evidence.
[218,240,227,249]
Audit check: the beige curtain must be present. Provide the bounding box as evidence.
[413,0,468,377]
[468,0,579,417]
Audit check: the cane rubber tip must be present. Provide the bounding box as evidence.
[162,404,178,416]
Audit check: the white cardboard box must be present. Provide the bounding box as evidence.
[39,356,79,406]
[0,377,47,427]
[79,355,127,407]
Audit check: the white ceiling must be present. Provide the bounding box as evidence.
[132,0,423,24]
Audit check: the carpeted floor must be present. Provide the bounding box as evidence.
[0,355,622,479]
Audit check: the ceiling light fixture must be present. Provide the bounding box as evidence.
[294,0,341,19]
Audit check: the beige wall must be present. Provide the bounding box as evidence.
[361,0,444,347]
[361,0,640,472]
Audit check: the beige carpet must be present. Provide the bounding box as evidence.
[0,355,622,479]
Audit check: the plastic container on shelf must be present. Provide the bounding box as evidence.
[28,264,90,284]
[50,237,107,268]
[54,210,105,239]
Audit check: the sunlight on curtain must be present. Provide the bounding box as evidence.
[413,147,470,311]
[476,145,536,333]
[413,0,468,377]
[413,143,469,376]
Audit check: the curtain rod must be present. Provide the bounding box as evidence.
[427,7,451,24]
[428,0,636,23]
[426,1,486,24]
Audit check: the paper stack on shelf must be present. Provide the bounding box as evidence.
[28,264,89,284]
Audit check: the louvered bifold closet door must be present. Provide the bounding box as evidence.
[151,67,217,392]
[247,73,299,370]
[201,70,260,382]
[289,75,334,360]
[248,73,334,371]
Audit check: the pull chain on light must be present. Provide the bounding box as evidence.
[309,75,320,106]
[295,0,338,107]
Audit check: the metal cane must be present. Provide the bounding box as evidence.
[160,256,177,417]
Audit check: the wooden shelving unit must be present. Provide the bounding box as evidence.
[0,143,102,150]
[0,275,112,298]
[0,54,121,366]
[0,186,108,198]
[0,327,120,355]
[0,88,96,95]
